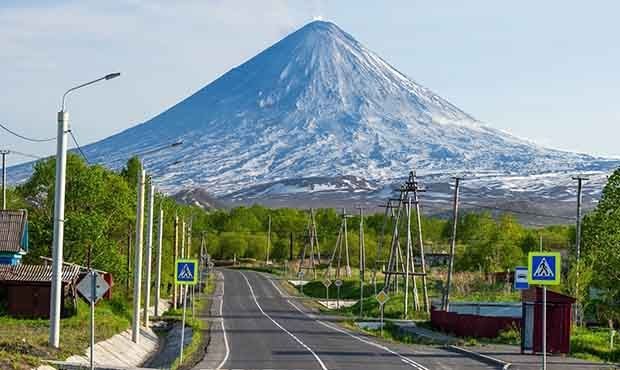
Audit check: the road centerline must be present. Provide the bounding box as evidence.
[240,271,329,370]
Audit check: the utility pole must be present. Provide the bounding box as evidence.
[126,223,132,294]
[358,207,366,318]
[573,175,588,324]
[266,214,272,265]
[131,168,146,343]
[173,214,179,309]
[154,204,164,317]
[411,174,430,313]
[143,183,154,327]
[1,150,8,210]
[289,232,294,261]
[343,208,351,276]
[442,176,462,311]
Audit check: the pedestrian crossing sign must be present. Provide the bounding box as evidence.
[175,259,198,285]
[528,252,561,285]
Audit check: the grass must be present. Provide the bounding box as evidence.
[0,294,131,370]
[166,274,215,370]
[571,326,620,363]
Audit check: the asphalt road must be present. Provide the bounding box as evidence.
[195,268,498,370]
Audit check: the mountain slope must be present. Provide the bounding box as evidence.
[10,21,617,202]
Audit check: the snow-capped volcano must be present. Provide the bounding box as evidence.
[9,21,618,213]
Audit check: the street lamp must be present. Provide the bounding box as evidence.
[49,73,120,348]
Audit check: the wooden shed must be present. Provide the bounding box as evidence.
[0,264,81,318]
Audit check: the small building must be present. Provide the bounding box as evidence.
[0,210,29,265]
[0,263,81,318]
[521,287,575,354]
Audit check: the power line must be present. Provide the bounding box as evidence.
[0,122,55,143]
[68,130,90,164]
[10,150,42,160]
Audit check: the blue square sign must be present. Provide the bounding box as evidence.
[175,259,198,285]
[528,252,561,285]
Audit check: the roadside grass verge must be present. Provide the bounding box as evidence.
[0,294,131,370]
[570,326,620,363]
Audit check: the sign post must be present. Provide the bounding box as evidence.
[528,252,561,370]
[335,279,343,309]
[175,259,198,364]
[323,278,332,303]
[76,271,110,370]
[375,290,389,336]
[298,270,305,295]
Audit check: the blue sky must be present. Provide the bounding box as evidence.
[1,0,618,165]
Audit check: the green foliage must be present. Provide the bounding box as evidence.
[582,168,620,318]
[571,326,620,363]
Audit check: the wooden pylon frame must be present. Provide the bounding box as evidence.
[325,208,353,279]
[298,208,321,279]
[381,171,430,315]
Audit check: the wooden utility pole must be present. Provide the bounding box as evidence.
[357,207,366,282]
[442,176,462,311]
[412,181,430,313]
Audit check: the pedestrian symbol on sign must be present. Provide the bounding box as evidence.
[175,259,198,285]
[533,258,553,278]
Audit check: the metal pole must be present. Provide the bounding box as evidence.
[266,214,271,264]
[443,177,461,311]
[337,284,340,309]
[573,176,587,324]
[126,224,132,294]
[90,270,95,370]
[1,150,7,210]
[173,215,179,309]
[144,183,154,327]
[543,286,547,370]
[380,304,384,336]
[180,284,187,363]
[359,207,365,318]
[131,169,145,343]
[155,205,164,317]
[49,111,69,348]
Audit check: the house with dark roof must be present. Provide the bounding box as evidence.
[0,263,81,317]
[0,210,29,265]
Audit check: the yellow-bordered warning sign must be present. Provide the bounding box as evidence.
[175,259,198,285]
[528,252,561,285]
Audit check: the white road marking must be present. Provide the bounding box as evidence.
[286,299,429,370]
[216,272,230,370]
[240,272,329,370]
[260,272,288,297]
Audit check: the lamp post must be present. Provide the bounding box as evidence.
[49,73,120,348]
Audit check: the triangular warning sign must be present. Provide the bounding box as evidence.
[178,264,194,279]
[533,257,554,278]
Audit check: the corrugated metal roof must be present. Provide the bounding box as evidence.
[0,264,81,283]
[0,210,27,253]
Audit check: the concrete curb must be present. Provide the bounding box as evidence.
[446,345,512,370]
